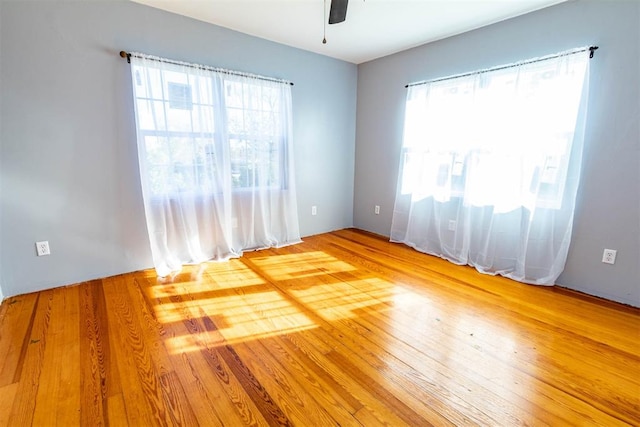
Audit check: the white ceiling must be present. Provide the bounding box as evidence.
[131,0,567,64]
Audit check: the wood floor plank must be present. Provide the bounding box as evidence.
[31,286,81,426]
[106,393,129,425]
[55,285,82,426]
[0,293,38,387]
[6,290,54,426]
[0,229,638,426]
[79,280,110,427]
[123,273,201,426]
[0,382,18,427]
[102,275,168,426]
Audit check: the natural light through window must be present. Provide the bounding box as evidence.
[392,48,591,285]
[400,52,588,212]
[128,53,300,278]
[132,65,287,195]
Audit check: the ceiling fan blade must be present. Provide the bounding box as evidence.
[328,0,348,24]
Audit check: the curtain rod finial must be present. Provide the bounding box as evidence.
[120,50,131,63]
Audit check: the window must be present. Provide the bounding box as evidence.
[391,48,591,285]
[225,80,284,190]
[128,53,300,277]
[132,63,287,196]
[400,56,587,211]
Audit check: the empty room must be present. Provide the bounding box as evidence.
[0,0,638,425]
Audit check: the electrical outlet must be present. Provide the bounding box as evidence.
[602,249,616,264]
[36,241,50,256]
[311,205,317,216]
[448,220,457,231]
[374,205,380,215]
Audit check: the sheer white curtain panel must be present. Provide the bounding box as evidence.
[391,50,591,285]
[130,54,301,277]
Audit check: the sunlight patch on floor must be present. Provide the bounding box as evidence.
[250,251,357,281]
[149,260,267,299]
[290,278,399,321]
[165,318,317,353]
[156,289,296,321]
[157,285,316,353]
[154,250,442,354]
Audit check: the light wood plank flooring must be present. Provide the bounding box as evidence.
[0,229,638,426]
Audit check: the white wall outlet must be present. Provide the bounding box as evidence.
[602,249,617,264]
[448,220,457,231]
[311,205,317,216]
[36,241,50,256]
[374,205,380,215]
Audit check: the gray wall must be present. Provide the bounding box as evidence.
[354,0,639,307]
[0,0,357,297]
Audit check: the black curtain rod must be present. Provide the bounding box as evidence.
[119,51,294,86]
[405,46,598,88]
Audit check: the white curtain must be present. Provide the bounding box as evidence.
[129,54,301,277]
[391,50,590,285]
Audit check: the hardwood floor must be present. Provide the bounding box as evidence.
[0,229,638,426]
